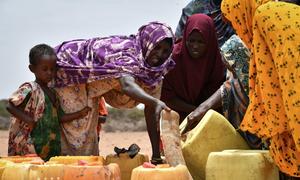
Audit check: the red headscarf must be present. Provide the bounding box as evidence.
[161,14,225,118]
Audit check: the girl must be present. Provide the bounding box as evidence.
[161,14,225,123]
[6,44,91,161]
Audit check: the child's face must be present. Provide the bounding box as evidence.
[186,30,206,59]
[145,39,172,67]
[30,55,57,85]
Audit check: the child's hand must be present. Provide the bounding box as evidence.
[80,106,92,117]
[60,106,92,123]
[27,120,36,131]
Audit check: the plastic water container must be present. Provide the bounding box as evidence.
[180,110,250,180]
[131,164,190,180]
[105,153,149,180]
[206,150,279,180]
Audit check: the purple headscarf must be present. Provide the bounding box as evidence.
[54,22,175,88]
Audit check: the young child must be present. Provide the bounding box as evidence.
[6,44,91,161]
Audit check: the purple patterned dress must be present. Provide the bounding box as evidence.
[55,22,175,88]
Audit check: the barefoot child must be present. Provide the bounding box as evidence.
[6,44,91,161]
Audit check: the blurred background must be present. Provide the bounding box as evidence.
[0,0,188,128]
[0,0,187,99]
[0,1,189,155]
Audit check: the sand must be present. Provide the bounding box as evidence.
[0,130,152,157]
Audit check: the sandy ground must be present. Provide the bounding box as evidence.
[0,130,152,157]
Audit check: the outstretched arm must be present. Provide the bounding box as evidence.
[144,105,161,159]
[119,76,170,111]
[6,101,35,128]
[164,97,196,115]
[181,88,222,134]
[120,75,170,160]
[60,106,91,123]
[188,88,222,123]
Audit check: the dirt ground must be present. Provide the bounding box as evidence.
[0,130,152,157]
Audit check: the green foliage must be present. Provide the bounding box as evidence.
[108,107,144,122]
[0,99,10,130]
[104,107,146,132]
[126,108,144,121]
[0,99,9,118]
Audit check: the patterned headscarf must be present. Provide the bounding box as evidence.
[55,22,175,88]
[221,0,271,48]
[220,35,250,94]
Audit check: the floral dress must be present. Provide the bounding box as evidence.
[8,82,61,161]
[56,78,161,156]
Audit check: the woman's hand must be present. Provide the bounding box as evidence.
[181,105,209,134]
[187,106,207,124]
[154,99,171,115]
[152,99,171,124]
[184,89,223,133]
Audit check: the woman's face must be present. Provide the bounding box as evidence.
[145,39,172,67]
[186,30,206,59]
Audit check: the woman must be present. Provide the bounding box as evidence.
[54,22,175,164]
[221,0,300,177]
[187,34,262,149]
[161,14,225,123]
[175,0,235,47]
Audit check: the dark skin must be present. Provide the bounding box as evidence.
[185,56,231,131]
[6,54,91,130]
[183,89,222,133]
[119,38,172,159]
[165,98,197,122]
[186,30,207,59]
[164,30,208,122]
[145,39,173,67]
